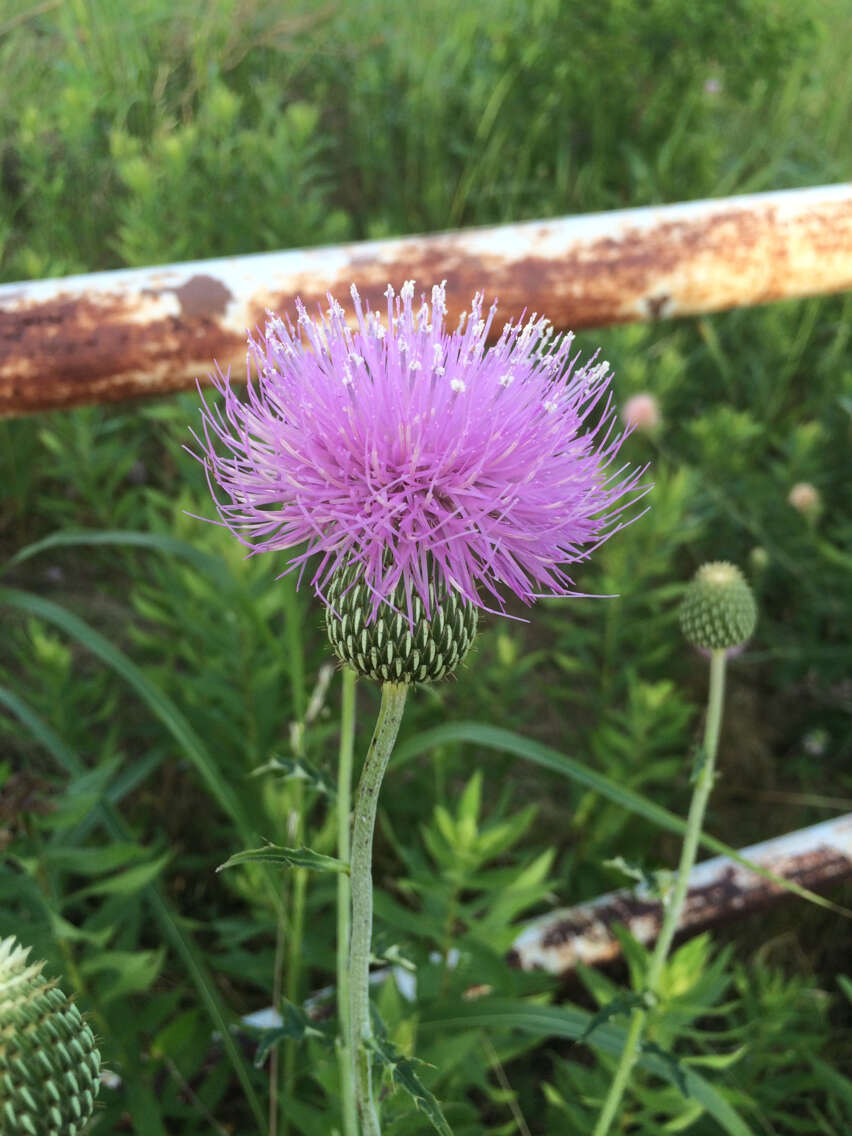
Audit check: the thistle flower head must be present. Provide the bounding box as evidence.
[679,561,757,652]
[0,936,101,1135]
[194,282,647,623]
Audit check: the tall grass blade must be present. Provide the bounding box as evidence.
[4,528,230,589]
[0,587,253,840]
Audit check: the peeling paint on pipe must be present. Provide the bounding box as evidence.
[508,814,852,975]
[1,183,851,416]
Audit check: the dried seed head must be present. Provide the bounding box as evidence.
[0,936,101,1136]
[325,567,478,685]
[679,561,757,651]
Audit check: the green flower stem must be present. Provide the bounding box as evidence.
[349,682,408,1136]
[592,648,727,1136]
[337,667,359,1136]
[281,579,306,1136]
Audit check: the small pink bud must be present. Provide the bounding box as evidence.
[622,393,661,434]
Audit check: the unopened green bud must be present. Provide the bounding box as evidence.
[748,546,769,575]
[0,936,100,1135]
[325,568,477,684]
[679,561,757,651]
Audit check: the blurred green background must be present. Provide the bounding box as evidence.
[1,1,850,1133]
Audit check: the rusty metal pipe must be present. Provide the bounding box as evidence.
[509,813,852,975]
[1,183,851,417]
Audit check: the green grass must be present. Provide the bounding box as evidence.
[1,0,851,1132]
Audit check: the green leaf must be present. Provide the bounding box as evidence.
[250,754,336,797]
[373,943,417,972]
[418,998,754,1136]
[369,1012,453,1136]
[0,687,267,1133]
[603,855,669,897]
[47,912,115,948]
[393,721,851,917]
[808,1057,852,1106]
[642,1040,688,1097]
[0,588,254,842]
[41,842,148,876]
[80,947,166,1002]
[685,1045,748,1071]
[579,992,649,1042]
[4,528,231,590]
[70,850,172,899]
[0,684,80,777]
[36,756,123,828]
[124,1076,170,1136]
[253,1001,332,1068]
[217,843,349,874]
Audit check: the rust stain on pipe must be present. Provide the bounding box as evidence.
[509,814,852,975]
[1,184,851,416]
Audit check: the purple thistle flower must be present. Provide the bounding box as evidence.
[193,281,647,620]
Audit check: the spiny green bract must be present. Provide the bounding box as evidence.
[679,561,757,651]
[0,937,100,1136]
[325,567,478,684]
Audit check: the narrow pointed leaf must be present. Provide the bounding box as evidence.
[217,843,349,874]
[250,754,336,797]
[4,528,230,589]
[253,1001,333,1068]
[369,1013,453,1136]
[642,1040,688,1096]
[579,992,649,1042]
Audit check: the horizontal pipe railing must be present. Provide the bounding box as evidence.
[1,183,851,417]
[509,813,852,975]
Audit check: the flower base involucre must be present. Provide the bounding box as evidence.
[326,565,478,683]
[0,937,100,1136]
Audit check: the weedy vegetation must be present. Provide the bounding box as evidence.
[0,0,850,1133]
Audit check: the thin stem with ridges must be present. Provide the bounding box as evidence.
[349,682,408,1136]
[281,578,306,1136]
[337,666,358,1136]
[592,648,727,1136]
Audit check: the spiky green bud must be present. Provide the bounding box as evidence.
[0,937,100,1136]
[679,561,757,651]
[325,568,478,684]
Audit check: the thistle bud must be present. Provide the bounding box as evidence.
[748,546,769,575]
[679,562,757,652]
[787,482,822,523]
[0,936,100,1135]
[621,392,661,435]
[325,567,477,684]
